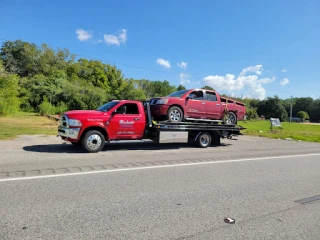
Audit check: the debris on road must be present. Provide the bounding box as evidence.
[224,218,235,224]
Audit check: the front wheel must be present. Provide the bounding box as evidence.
[167,106,183,122]
[81,130,105,153]
[196,132,212,148]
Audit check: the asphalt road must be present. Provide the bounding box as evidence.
[1,153,320,240]
[0,136,320,239]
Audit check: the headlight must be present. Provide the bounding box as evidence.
[157,99,169,104]
[68,119,82,127]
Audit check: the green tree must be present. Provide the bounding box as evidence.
[201,85,214,90]
[309,99,320,121]
[297,111,309,121]
[177,84,186,91]
[0,62,20,115]
[292,97,313,116]
[257,96,288,121]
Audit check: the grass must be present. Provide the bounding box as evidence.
[238,120,320,143]
[0,112,58,140]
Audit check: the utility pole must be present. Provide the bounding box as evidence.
[290,95,293,123]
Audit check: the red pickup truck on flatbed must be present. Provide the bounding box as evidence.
[58,100,244,153]
[150,89,246,124]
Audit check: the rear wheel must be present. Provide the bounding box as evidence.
[81,130,105,153]
[196,132,211,148]
[167,106,183,122]
[224,112,237,125]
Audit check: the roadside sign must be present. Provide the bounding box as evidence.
[270,118,281,127]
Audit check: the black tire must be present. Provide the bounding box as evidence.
[167,106,183,122]
[196,132,212,148]
[81,130,105,153]
[224,112,237,125]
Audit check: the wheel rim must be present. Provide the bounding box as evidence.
[200,134,210,145]
[86,134,102,150]
[226,113,235,124]
[170,109,181,121]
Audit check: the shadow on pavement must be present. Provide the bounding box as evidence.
[23,141,232,154]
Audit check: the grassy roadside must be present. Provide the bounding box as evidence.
[0,112,58,140]
[238,120,320,143]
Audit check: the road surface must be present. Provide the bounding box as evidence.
[0,135,320,239]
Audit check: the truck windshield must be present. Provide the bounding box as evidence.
[96,101,119,112]
[167,90,189,98]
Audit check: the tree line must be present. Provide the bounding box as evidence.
[0,40,319,121]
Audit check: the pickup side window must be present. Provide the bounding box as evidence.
[206,91,217,101]
[115,103,140,114]
[189,91,204,100]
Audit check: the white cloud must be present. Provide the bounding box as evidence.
[258,76,276,84]
[76,29,92,41]
[203,65,274,100]
[156,58,171,68]
[103,29,127,46]
[282,68,287,73]
[179,73,191,85]
[280,78,289,86]
[178,61,187,70]
[239,64,263,76]
[118,29,127,43]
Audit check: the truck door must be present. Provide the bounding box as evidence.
[204,91,221,119]
[185,90,206,118]
[108,103,145,140]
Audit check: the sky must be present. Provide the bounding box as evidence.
[1,0,320,100]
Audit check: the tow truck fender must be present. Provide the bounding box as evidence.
[79,122,109,141]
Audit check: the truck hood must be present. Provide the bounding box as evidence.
[63,110,106,118]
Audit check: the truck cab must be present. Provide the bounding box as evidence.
[58,100,147,152]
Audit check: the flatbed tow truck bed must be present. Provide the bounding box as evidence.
[142,101,244,147]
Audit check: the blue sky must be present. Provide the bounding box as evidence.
[1,0,319,99]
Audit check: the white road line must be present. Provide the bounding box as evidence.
[1,153,320,183]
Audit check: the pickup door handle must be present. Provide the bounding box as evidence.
[134,118,140,121]
[202,102,206,104]
[216,104,220,106]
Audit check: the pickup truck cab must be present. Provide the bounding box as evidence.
[149,89,246,124]
[58,100,243,153]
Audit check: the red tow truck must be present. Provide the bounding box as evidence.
[58,100,244,153]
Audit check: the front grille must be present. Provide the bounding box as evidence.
[60,115,69,127]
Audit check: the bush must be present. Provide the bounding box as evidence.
[39,98,55,116]
[246,107,258,120]
[55,101,68,114]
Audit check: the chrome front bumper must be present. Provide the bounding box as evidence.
[58,127,81,140]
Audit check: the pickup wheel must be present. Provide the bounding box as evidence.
[81,130,105,153]
[224,112,237,125]
[167,106,183,122]
[196,132,211,148]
